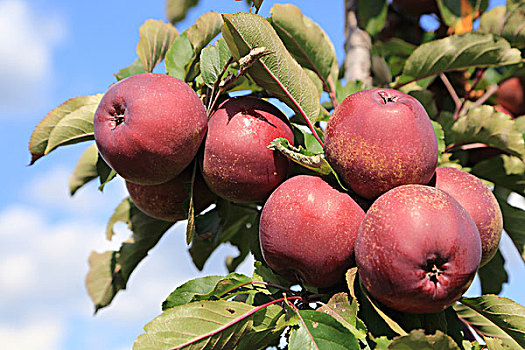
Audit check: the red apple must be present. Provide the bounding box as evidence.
[433,167,503,266]
[496,77,525,117]
[94,73,207,185]
[259,175,365,288]
[324,88,438,199]
[355,185,481,314]
[126,166,216,222]
[202,96,294,203]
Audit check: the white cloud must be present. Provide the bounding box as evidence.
[0,0,66,116]
[0,320,64,350]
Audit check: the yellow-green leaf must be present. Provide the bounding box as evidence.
[137,19,178,72]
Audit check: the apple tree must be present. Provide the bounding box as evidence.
[28,0,525,348]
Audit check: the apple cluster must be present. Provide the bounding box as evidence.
[260,89,503,314]
[93,73,503,315]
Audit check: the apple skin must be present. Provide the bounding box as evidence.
[324,89,438,199]
[94,73,207,185]
[496,77,525,117]
[259,175,365,288]
[355,185,481,314]
[126,166,216,222]
[202,96,294,203]
[433,167,503,266]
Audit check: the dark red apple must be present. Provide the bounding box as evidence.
[324,88,438,199]
[496,77,525,117]
[202,96,294,203]
[126,166,216,222]
[259,175,365,288]
[434,167,503,266]
[94,73,207,185]
[355,185,481,314]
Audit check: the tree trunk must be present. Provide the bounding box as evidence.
[344,0,372,85]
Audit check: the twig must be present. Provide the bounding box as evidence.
[470,84,498,109]
[454,68,486,120]
[440,73,461,110]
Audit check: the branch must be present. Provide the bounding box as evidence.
[343,0,372,86]
[440,73,461,110]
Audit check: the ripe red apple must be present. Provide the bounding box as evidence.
[126,166,216,222]
[496,77,525,117]
[433,167,503,266]
[324,88,438,199]
[94,73,207,185]
[355,185,481,314]
[259,175,365,288]
[495,104,514,118]
[202,96,294,203]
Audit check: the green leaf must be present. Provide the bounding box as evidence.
[45,95,104,155]
[252,261,293,291]
[134,300,287,350]
[29,94,103,164]
[455,300,522,348]
[448,106,525,159]
[479,4,525,49]
[267,138,345,190]
[460,295,525,347]
[395,33,522,87]
[186,11,223,54]
[388,330,459,349]
[269,4,338,87]
[409,89,438,119]
[437,0,488,33]
[137,19,178,73]
[358,0,388,37]
[222,12,321,125]
[478,249,508,295]
[96,155,116,191]
[86,199,173,311]
[432,121,446,158]
[69,144,98,195]
[165,32,194,80]
[495,195,525,263]
[336,80,366,104]
[114,59,146,81]
[472,155,525,196]
[162,275,224,310]
[317,293,367,341]
[165,0,198,24]
[189,200,258,270]
[165,11,223,81]
[200,38,231,87]
[288,310,360,350]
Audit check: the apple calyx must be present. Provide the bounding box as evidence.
[378,90,399,104]
[423,256,446,284]
[110,102,126,129]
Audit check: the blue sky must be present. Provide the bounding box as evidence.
[0,0,522,349]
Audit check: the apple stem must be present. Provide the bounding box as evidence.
[440,73,462,111]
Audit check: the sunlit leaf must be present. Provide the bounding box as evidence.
[269,4,338,87]
[200,38,232,87]
[396,33,522,87]
[437,0,488,34]
[165,32,194,80]
[222,12,321,125]
[114,59,146,81]
[388,329,459,349]
[288,310,360,350]
[45,95,104,155]
[137,19,178,72]
[186,11,223,54]
[134,300,287,350]
[29,94,102,164]
[455,298,523,348]
[448,106,525,159]
[479,4,525,49]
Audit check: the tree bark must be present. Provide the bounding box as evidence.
[344,0,372,85]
